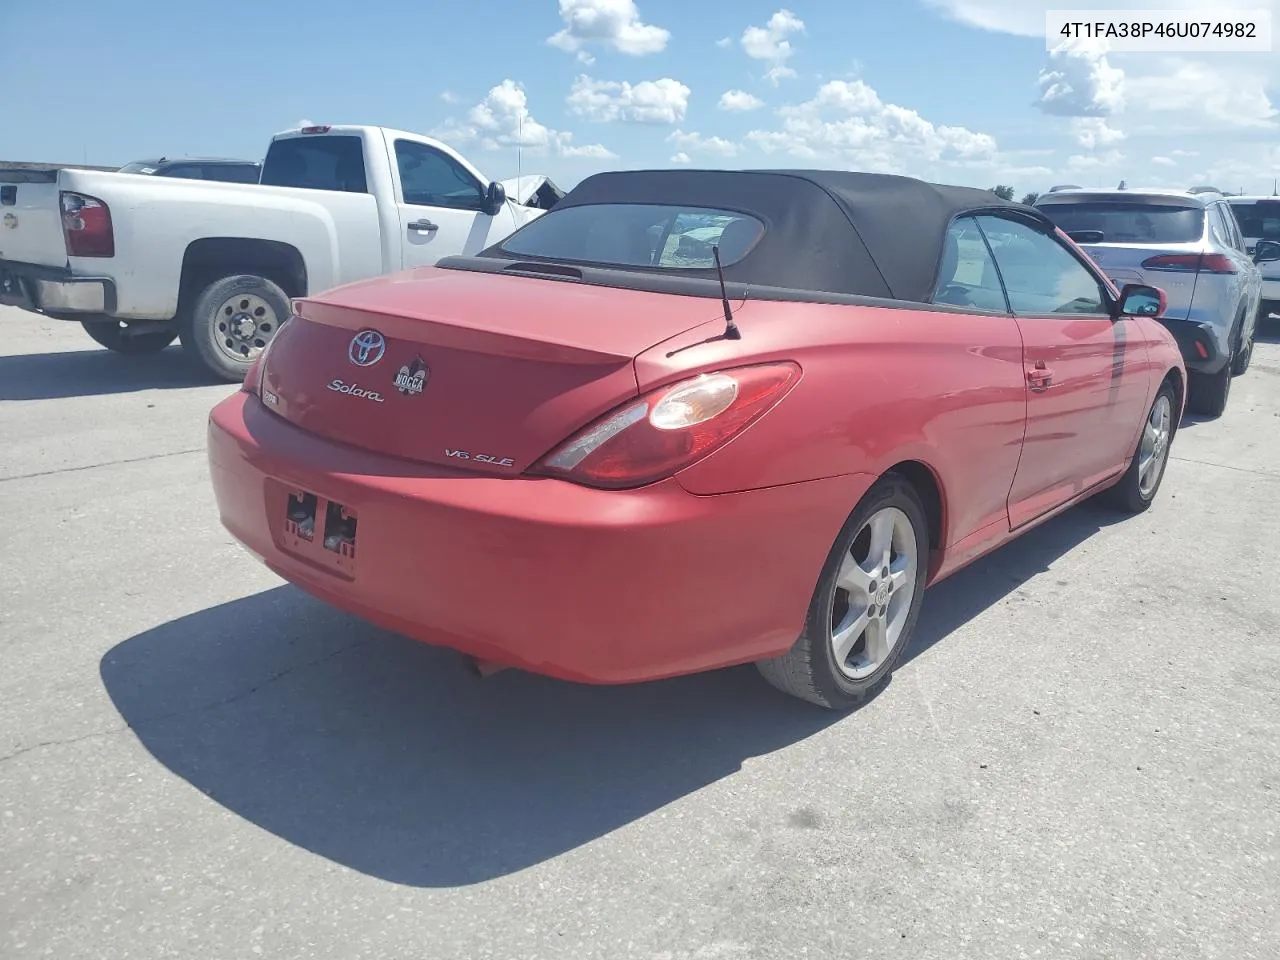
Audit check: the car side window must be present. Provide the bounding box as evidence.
[1221,204,1246,251]
[158,165,203,180]
[1208,203,1235,249]
[975,215,1109,316]
[930,217,1009,312]
[394,139,484,211]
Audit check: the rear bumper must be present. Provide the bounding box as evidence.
[207,390,869,684]
[0,260,116,315]
[1157,316,1228,375]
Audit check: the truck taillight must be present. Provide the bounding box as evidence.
[60,191,114,258]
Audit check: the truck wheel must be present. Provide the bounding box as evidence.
[80,319,177,355]
[180,274,290,383]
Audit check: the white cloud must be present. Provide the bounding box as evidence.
[567,75,690,124]
[439,91,460,105]
[1152,156,1176,166]
[1172,149,1198,157]
[715,36,732,48]
[1070,117,1125,149]
[745,79,997,173]
[1037,38,1125,116]
[741,9,805,85]
[671,151,692,163]
[1125,59,1277,129]
[668,130,739,157]
[1067,150,1125,171]
[547,0,669,57]
[432,80,615,159]
[719,89,765,112]
[562,143,619,159]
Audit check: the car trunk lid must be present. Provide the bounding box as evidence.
[261,265,742,472]
[0,169,68,268]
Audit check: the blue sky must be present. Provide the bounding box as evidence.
[5,0,1280,195]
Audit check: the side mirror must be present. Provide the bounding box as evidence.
[1253,239,1280,263]
[483,181,507,216]
[1116,282,1166,318]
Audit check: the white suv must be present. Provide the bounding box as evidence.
[1227,196,1280,322]
[1036,188,1279,418]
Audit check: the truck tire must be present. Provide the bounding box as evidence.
[80,319,177,355]
[179,274,290,383]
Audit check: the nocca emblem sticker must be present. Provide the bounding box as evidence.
[394,356,429,396]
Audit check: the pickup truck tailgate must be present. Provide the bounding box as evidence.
[0,169,67,268]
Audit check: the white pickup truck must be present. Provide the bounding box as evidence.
[0,125,562,380]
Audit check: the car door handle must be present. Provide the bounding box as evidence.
[407,219,438,233]
[1027,361,1054,392]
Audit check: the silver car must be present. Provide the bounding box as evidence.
[1227,195,1280,321]
[1035,188,1279,417]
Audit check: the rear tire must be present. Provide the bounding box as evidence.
[1187,360,1231,418]
[80,319,177,355]
[756,474,929,710]
[1102,379,1177,514]
[1232,310,1255,376]
[178,274,290,383]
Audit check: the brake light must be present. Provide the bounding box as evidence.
[531,362,801,489]
[60,191,114,257]
[1198,253,1238,274]
[300,125,331,134]
[1141,252,1237,274]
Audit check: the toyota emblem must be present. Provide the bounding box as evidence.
[348,329,386,366]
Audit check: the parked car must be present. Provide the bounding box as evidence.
[207,169,1186,711]
[1034,187,1279,418]
[117,157,262,184]
[0,125,562,381]
[1227,195,1280,322]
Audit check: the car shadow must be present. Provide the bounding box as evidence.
[0,348,220,400]
[99,501,1125,888]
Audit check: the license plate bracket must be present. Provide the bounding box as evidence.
[275,483,358,577]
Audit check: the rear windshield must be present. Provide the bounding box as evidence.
[1229,200,1280,241]
[260,135,367,193]
[118,161,158,174]
[499,203,766,269]
[1038,201,1204,244]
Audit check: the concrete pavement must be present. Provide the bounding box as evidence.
[2,307,1279,959]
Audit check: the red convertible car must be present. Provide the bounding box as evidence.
[208,169,1185,710]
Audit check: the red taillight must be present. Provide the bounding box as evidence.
[1141,252,1236,274]
[242,316,288,395]
[242,355,265,395]
[1198,253,1238,274]
[60,191,114,258]
[1194,340,1209,359]
[531,362,801,489]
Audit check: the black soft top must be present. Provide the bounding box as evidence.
[511,168,1053,303]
